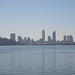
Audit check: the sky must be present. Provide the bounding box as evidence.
[0,0,75,41]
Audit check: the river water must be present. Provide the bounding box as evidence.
[0,45,75,75]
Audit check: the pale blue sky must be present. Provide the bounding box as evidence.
[0,0,75,41]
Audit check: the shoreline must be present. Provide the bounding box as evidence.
[0,44,75,46]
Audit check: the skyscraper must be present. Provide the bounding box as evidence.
[18,36,23,44]
[47,36,51,44]
[42,29,45,43]
[63,35,67,44]
[67,35,70,42]
[67,35,73,44]
[48,36,51,42]
[24,37,26,44]
[69,35,73,44]
[64,35,66,41]
[27,37,30,44]
[10,33,15,41]
[52,31,56,43]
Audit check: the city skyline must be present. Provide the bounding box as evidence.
[0,29,75,42]
[9,30,74,45]
[0,29,74,45]
[0,0,75,41]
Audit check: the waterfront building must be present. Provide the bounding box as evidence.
[67,35,73,44]
[48,36,51,44]
[18,36,23,44]
[52,31,56,44]
[63,35,67,44]
[42,29,45,43]
[31,39,35,44]
[69,35,73,44]
[10,33,15,41]
[48,36,51,42]
[24,37,26,44]
[26,37,30,44]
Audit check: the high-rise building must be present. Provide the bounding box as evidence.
[69,35,73,44]
[18,36,22,44]
[64,35,66,41]
[42,29,45,43]
[52,31,56,42]
[24,37,26,44]
[67,35,73,44]
[67,35,70,42]
[48,36,51,42]
[27,37,30,44]
[47,36,51,44]
[10,33,15,41]
[63,35,67,44]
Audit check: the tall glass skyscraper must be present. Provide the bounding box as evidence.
[42,29,45,43]
[52,31,56,42]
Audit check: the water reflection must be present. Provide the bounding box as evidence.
[38,46,57,75]
[10,48,16,75]
[0,46,75,75]
[53,47,56,75]
[41,46,45,75]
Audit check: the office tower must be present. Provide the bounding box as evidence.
[67,35,70,42]
[48,36,51,42]
[24,37,26,44]
[63,35,67,44]
[64,35,66,41]
[18,36,22,44]
[10,33,15,41]
[69,35,73,44]
[52,31,56,42]
[67,35,73,44]
[47,36,51,44]
[42,29,45,43]
[27,37,30,44]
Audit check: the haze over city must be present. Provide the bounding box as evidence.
[9,30,74,45]
[0,0,75,41]
[0,1,75,75]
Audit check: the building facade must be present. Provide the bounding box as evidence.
[18,36,23,44]
[42,29,45,43]
[10,33,15,41]
[52,31,56,44]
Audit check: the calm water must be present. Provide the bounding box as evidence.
[0,45,75,75]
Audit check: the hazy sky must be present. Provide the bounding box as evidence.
[0,0,75,41]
